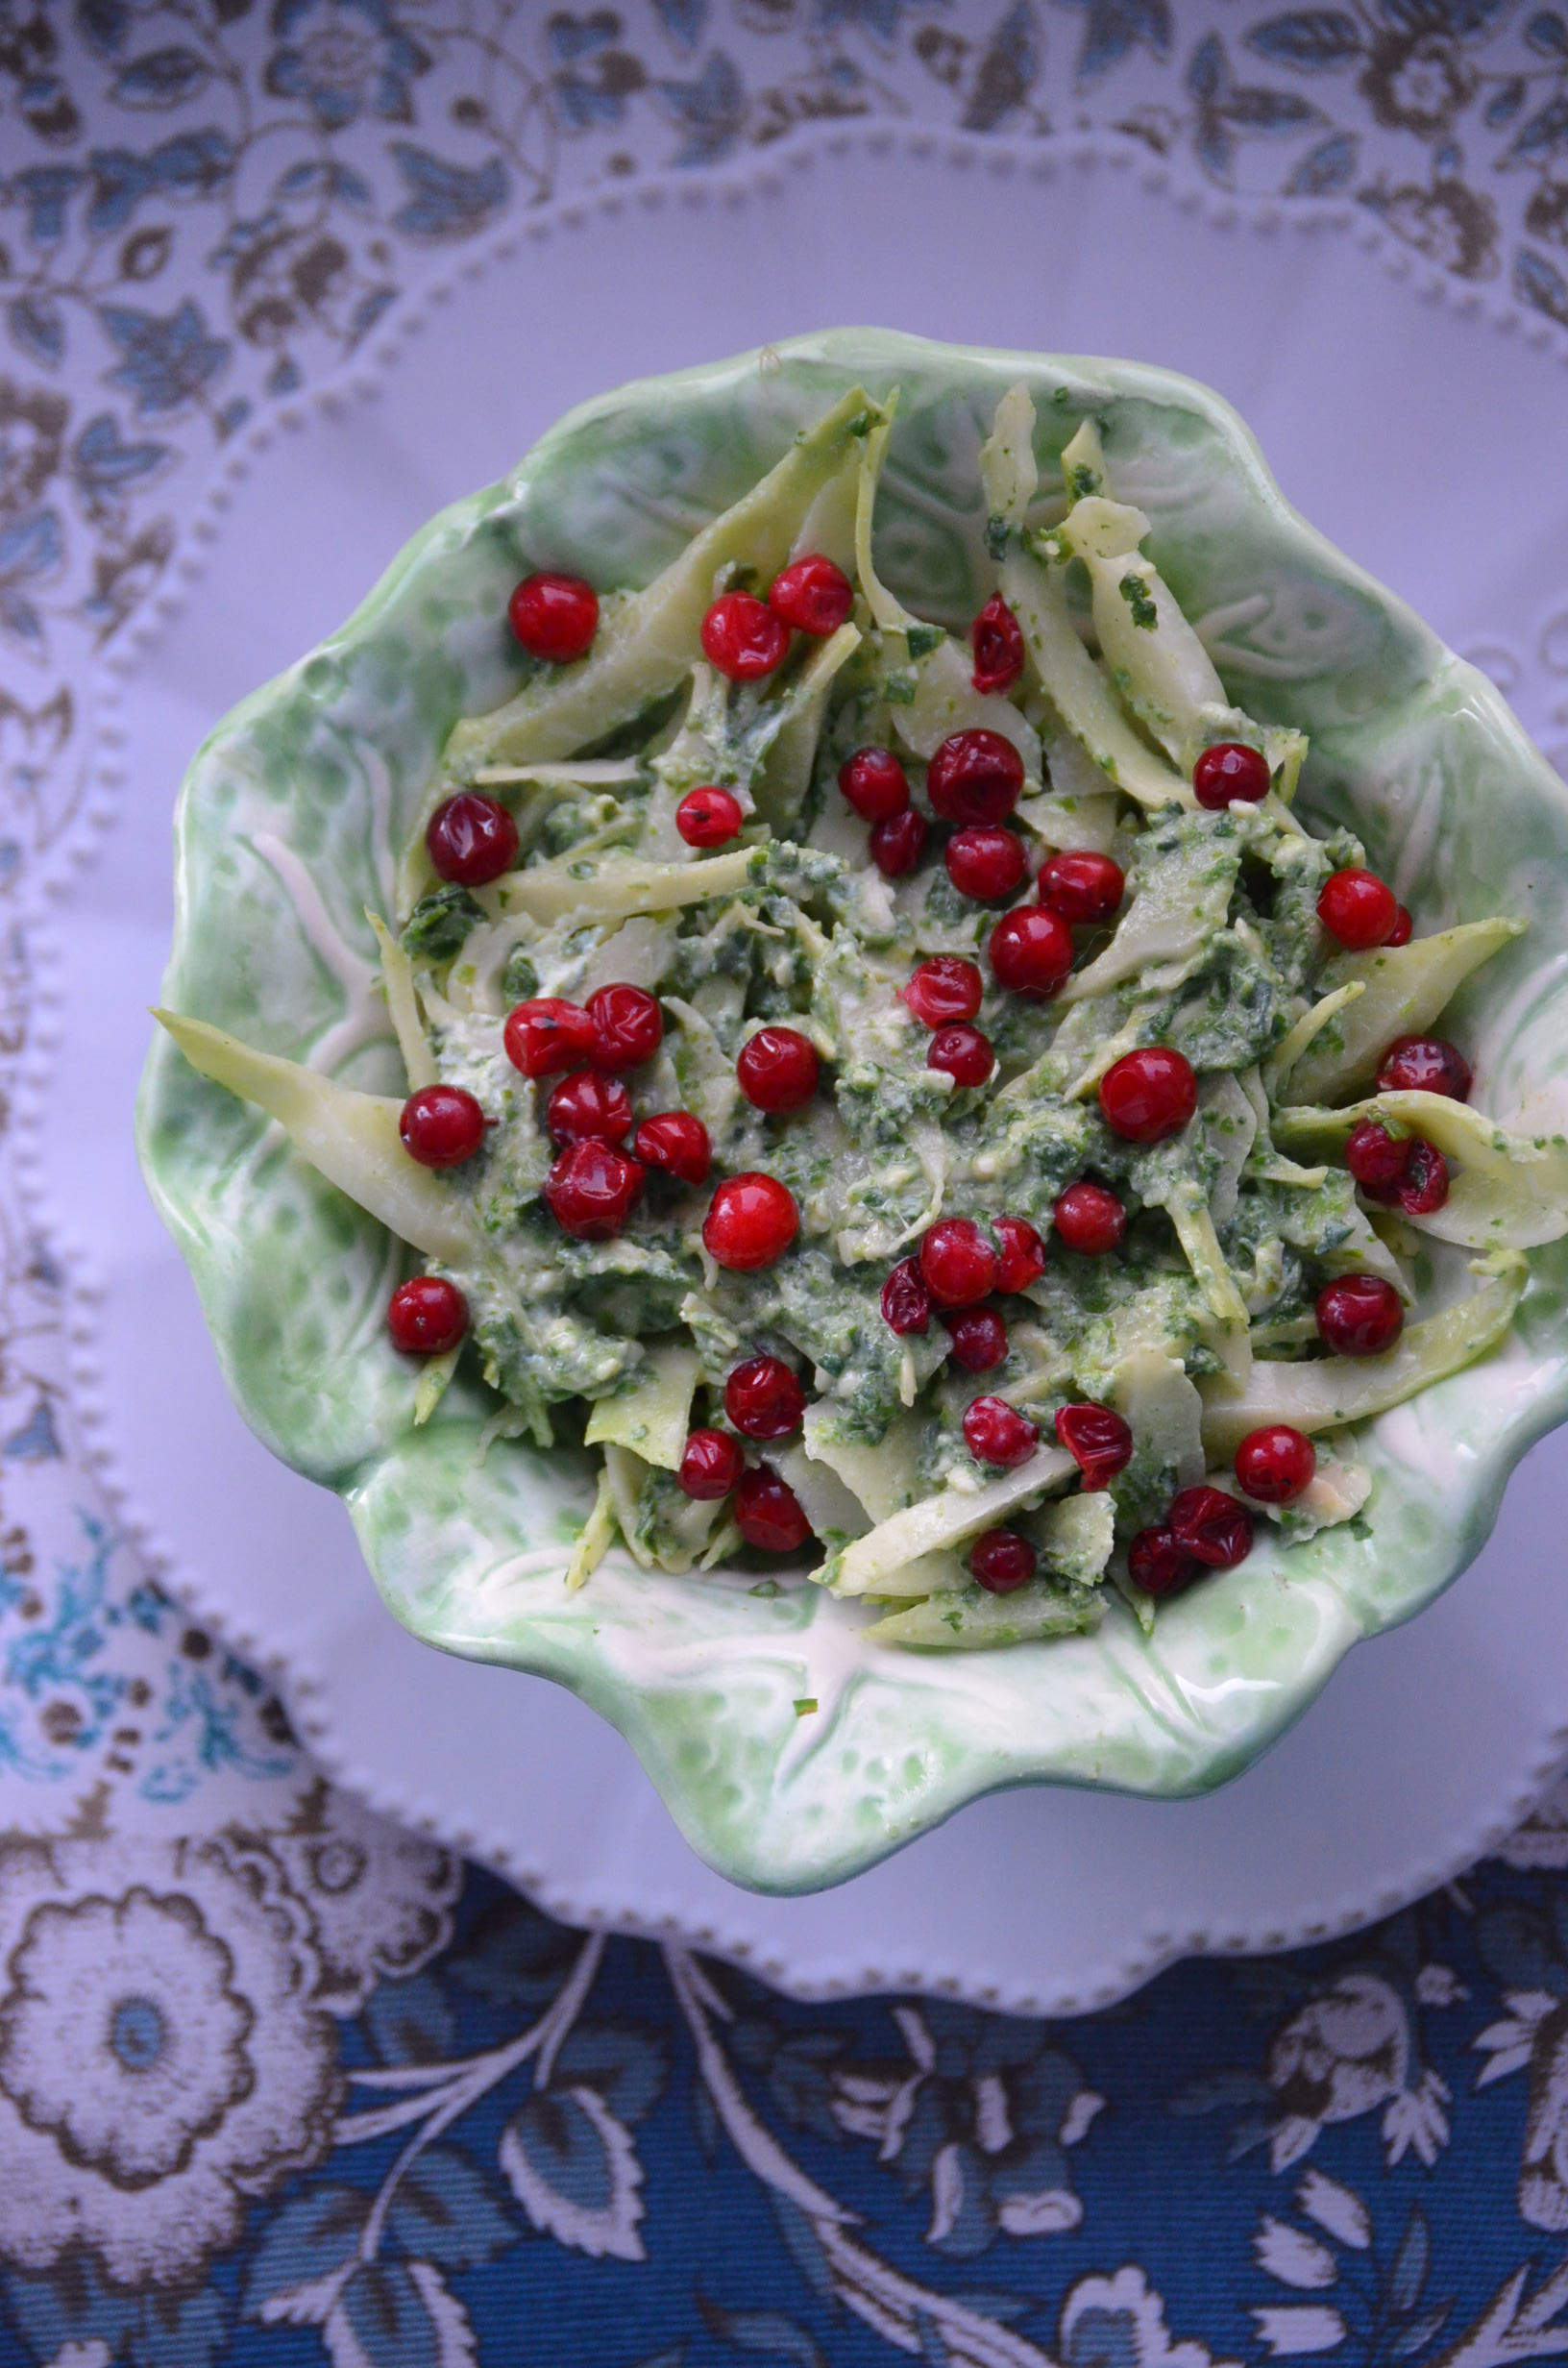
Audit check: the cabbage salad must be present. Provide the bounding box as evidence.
[162,379,1566,1649]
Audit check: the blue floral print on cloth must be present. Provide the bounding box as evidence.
[4,1,1568,2349]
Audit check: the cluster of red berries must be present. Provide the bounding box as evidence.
[1338,1033,1471,1221]
[1124,1419,1321,1598]
[673,1351,815,1552]
[968,1418,1324,1599]
[386,969,820,1352]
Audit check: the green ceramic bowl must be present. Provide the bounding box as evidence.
[139,330,1568,1894]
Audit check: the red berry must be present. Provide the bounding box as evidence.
[633,1111,711,1186]
[881,1257,931,1336]
[1099,1047,1197,1144]
[587,982,663,1071]
[1376,1035,1472,1101]
[839,746,910,823]
[387,1275,467,1355]
[870,807,929,876]
[724,1354,806,1441]
[701,591,789,680]
[770,553,853,636]
[1345,1118,1409,1199]
[1193,742,1270,809]
[1040,849,1125,925]
[1168,1484,1254,1569]
[919,1218,999,1309]
[544,1140,644,1240]
[508,571,599,662]
[969,1529,1036,1592]
[1395,1137,1449,1217]
[989,905,1075,998]
[1052,1180,1126,1256]
[993,1215,1046,1294]
[676,786,744,848]
[427,793,519,887]
[1315,1274,1404,1356]
[1386,905,1413,947]
[545,1069,631,1147]
[734,1464,812,1553]
[927,729,1025,826]
[677,1428,743,1501]
[902,956,983,1028]
[944,1306,1008,1371]
[399,1083,486,1168]
[504,998,597,1079]
[1128,1524,1203,1598]
[737,1026,820,1114]
[1054,1402,1133,1491]
[970,594,1026,695]
[946,826,1028,901]
[927,1024,994,1089]
[703,1173,798,1270]
[1235,1424,1316,1505]
[963,1394,1040,1468]
[1317,867,1400,950]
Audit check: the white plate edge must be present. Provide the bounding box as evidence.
[14,119,1568,2014]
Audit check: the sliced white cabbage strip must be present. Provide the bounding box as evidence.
[1200,1252,1526,1455]
[822,1445,1075,1599]
[1286,919,1523,1104]
[583,1343,700,1469]
[155,1011,476,1266]
[866,1580,1102,1651]
[1274,1089,1568,1250]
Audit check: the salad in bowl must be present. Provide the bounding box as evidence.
[140,331,1568,1891]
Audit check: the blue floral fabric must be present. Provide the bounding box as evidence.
[3,4,1568,2355]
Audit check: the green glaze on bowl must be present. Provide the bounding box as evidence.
[138,331,1568,1894]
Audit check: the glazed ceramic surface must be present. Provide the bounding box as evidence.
[137,326,1568,1894]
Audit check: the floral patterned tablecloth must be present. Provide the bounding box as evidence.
[6,3,1568,2359]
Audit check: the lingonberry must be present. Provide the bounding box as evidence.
[677,1428,744,1500]
[545,1070,631,1146]
[544,1140,644,1239]
[587,983,663,1071]
[503,998,596,1078]
[734,1465,812,1552]
[1099,1047,1197,1143]
[1193,742,1270,808]
[724,1355,806,1441]
[902,956,983,1027]
[769,553,853,636]
[1315,1275,1404,1356]
[1054,1402,1133,1491]
[839,746,909,823]
[702,1173,798,1270]
[962,1395,1041,1468]
[633,1111,711,1185]
[926,729,1024,826]
[737,1026,819,1113]
[1052,1180,1126,1256]
[427,793,518,886]
[399,1084,486,1168]
[508,571,599,660]
[387,1275,468,1355]
[927,1024,993,1088]
[919,1219,999,1309]
[675,786,744,848]
[988,905,1074,998]
[700,590,789,680]
[1235,1424,1316,1504]
[969,595,1025,695]
[1040,850,1124,925]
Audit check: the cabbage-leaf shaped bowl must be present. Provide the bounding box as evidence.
[138,329,1568,1895]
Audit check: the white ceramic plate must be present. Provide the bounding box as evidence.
[31,129,1568,2010]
